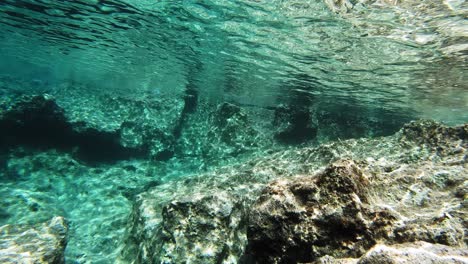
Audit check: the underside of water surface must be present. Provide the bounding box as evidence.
[0,0,467,263]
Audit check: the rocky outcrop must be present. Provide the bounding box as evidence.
[246,160,376,263]
[53,88,185,161]
[0,216,68,264]
[399,119,467,154]
[245,120,467,263]
[245,156,467,263]
[0,92,186,161]
[120,120,467,263]
[0,94,143,162]
[175,101,268,168]
[0,94,69,149]
[118,174,262,264]
[273,105,317,144]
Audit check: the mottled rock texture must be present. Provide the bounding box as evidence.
[174,101,270,169]
[120,120,467,263]
[0,93,271,166]
[0,216,68,264]
[315,241,468,264]
[53,87,185,161]
[246,121,467,263]
[0,92,185,161]
[247,159,375,263]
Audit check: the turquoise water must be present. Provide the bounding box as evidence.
[1,0,466,122]
[0,0,467,263]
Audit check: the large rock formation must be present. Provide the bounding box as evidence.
[119,120,467,263]
[245,157,466,263]
[0,216,68,264]
[53,87,185,161]
[0,91,185,161]
[246,159,376,262]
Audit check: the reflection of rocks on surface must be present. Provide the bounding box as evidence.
[0,216,68,264]
[120,120,467,263]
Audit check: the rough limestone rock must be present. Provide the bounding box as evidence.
[52,87,185,160]
[175,101,267,168]
[120,120,467,264]
[246,159,376,263]
[245,121,467,263]
[0,216,68,264]
[399,119,467,155]
[0,91,186,161]
[118,174,263,264]
[315,241,468,264]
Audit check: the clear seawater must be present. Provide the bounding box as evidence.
[0,0,467,263]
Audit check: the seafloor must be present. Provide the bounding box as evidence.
[0,90,466,264]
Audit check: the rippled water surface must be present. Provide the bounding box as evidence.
[1,0,467,122]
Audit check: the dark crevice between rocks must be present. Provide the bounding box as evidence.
[72,128,145,164]
[152,149,174,162]
[273,87,317,145]
[273,105,317,144]
[0,95,145,164]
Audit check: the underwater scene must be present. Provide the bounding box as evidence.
[0,0,467,263]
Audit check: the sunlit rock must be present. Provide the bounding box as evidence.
[315,241,468,264]
[0,216,68,264]
[120,121,467,263]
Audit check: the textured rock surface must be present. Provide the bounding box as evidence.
[52,86,185,160]
[175,101,271,169]
[247,159,375,263]
[315,241,468,264]
[0,94,144,162]
[120,120,467,263]
[0,216,68,264]
[118,168,264,264]
[0,91,188,161]
[0,92,270,164]
[246,121,467,263]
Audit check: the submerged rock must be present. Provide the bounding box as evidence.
[0,94,70,149]
[0,91,186,162]
[315,241,468,264]
[0,94,143,162]
[52,87,185,161]
[175,101,268,168]
[120,120,467,263]
[0,216,68,264]
[246,160,375,263]
[118,176,260,264]
[245,157,467,262]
